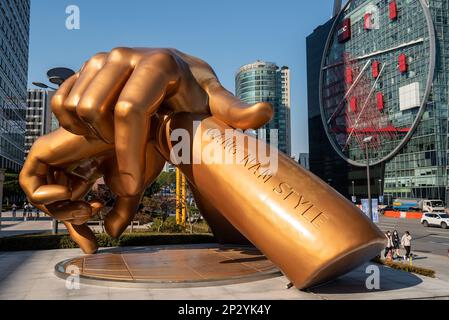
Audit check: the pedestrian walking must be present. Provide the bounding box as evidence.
[22,202,27,218]
[384,231,393,258]
[34,207,40,221]
[401,231,412,261]
[26,203,33,219]
[11,203,17,219]
[392,230,401,259]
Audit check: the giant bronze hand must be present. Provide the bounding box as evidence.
[50,48,273,196]
[20,48,386,289]
[20,48,270,252]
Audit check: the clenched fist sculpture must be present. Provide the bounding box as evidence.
[20,48,385,289]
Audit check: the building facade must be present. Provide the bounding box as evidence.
[25,89,54,159]
[307,7,383,202]
[235,61,292,155]
[307,19,354,198]
[0,0,30,172]
[298,153,310,170]
[308,0,449,204]
[382,0,449,203]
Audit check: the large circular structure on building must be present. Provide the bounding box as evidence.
[319,0,436,167]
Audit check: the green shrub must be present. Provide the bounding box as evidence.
[0,232,215,252]
[149,216,185,233]
[372,257,436,278]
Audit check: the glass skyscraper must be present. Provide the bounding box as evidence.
[235,61,291,156]
[383,0,449,203]
[308,0,449,204]
[0,0,30,172]
[25,89,54,159]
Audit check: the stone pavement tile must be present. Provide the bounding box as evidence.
[0,278,38,296]
[149,288,204,300]
[29,278,69,293]
[0,292,28,300]
[229,290,305,300]
[186,286,238,300]
[66,287,111,300]
[0,247,448,300]
[25,290,69,300]
[68,294,111,300]
[219,277,286,294]
[109,288,153,300]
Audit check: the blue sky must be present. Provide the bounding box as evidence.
[28,0,335,157]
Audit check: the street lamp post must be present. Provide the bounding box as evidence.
[352,181,355,197]
[378,179,383,203]
[363,136,373,222]
[351,180,355,203]
[31,82,58,91]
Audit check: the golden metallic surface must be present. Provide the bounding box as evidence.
[161,113,386,289]
[55,246,280,287]
[20,48,385,289]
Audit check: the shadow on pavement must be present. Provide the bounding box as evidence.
[308,264,423,294]
[411,256,428,261]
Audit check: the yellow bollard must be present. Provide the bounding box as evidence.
[181,174,187,225]
[176,168,181,225]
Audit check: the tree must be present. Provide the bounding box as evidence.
[2,170,24,205]
[143,171,176,197]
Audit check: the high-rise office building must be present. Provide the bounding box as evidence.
[235,61,291,155]
[25,89,54,159]
[298,153,310,170]
[308,0,449,204]
[307,19,355,198]
[0,0,30,171]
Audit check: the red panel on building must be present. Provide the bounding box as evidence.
[350,97,357,113]
[345,66,353,84]
[338,18,351,43]
[390,0,398,20]
[372,61,380,78]
[399,54,408,73]
[377,92,384,111]
[364,13,372,30]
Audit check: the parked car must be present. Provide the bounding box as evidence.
[379,205,393,215]
[421,212,449,229]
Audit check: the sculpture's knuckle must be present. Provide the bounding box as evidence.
[145,51,176,70]
[86,52,107,69]
[63,97,78,113]
[109,47,132,62]
[115,101,137,118]
[76,100,98,122]
[51,94,64,113]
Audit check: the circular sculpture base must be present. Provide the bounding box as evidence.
[55,244,282,288]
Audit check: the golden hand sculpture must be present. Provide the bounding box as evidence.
[20,48,385,289]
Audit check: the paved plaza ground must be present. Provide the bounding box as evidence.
[1,212,449,300]
[0,245,448,300]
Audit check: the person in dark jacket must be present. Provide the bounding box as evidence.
[384,231,393,258]
[392,230,401,259]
